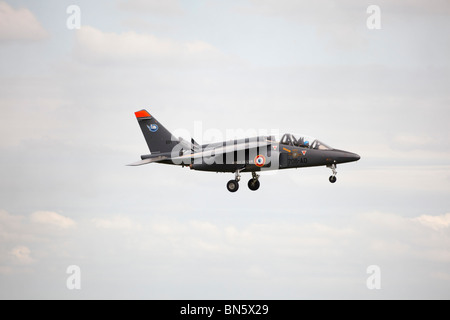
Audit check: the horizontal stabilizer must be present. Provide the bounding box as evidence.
[126,155,168,166]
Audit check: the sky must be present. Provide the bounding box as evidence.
[0,0,449,299]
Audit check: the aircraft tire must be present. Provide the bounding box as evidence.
[227,180,239,192]
[329,176,337,183]
[248,179,260,191]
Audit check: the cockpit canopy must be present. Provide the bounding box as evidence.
[279,133,332,150]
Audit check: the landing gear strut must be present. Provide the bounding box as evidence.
[248,172,260,191]
[327,163,337,183]
[226,169,242,192]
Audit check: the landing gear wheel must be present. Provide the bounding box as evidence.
[227,179,239,192]
[329,175,337,183]
[248,179,260,191]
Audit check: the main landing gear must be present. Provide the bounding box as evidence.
[327,163,337,183]
[227,171,260,192]
[226,169,241,192]
[248,172,260,191]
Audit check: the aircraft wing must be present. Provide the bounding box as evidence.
[171,139,273,162]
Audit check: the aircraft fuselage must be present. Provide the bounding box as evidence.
[168,137,360,173]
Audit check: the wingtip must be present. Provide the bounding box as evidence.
[135,109,151,118]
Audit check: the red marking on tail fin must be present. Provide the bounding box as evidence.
[135,110,151,118]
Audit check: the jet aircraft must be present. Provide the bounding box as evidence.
[128,109,360,192]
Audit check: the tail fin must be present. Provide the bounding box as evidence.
[134,109,179,154]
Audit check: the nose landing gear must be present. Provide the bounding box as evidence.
[327,163,337,183]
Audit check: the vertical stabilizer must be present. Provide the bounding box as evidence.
[134,109,179,154]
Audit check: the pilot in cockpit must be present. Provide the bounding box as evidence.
[296,137,309,148]
[302,140,310,148]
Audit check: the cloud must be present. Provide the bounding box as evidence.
[0,1,48,41]
[118,0,184,16]
[10,245,34,265]
[0,209,25,230]
[383,0,450,15]
[0,210,31,243]
[358,212,450,265]
[30,211,76,229]
[73,26,228,67]
[1,207,450,298]
[245,0,450,22]
[92,215,141,231]
[238,0,367,49]
[413,213,450,231]
[238,0,450,54]
[0,210,76,276]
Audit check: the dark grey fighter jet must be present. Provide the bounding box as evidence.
[129,109,360,192]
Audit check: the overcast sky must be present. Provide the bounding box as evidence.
[1,0,450,299]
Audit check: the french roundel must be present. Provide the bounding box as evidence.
[254,155,266,167]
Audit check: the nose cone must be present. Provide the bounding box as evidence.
[350,152,360,162]
[332,150,361,164]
